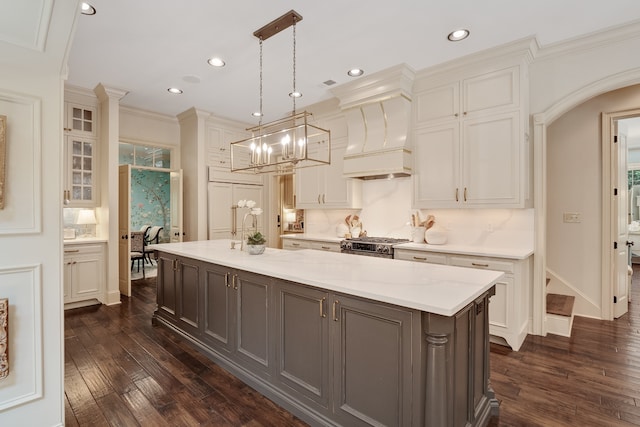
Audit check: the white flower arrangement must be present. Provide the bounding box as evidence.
[237,200,262,216]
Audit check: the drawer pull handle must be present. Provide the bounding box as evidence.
[64,249,80,253]
[292,243,300,247]
[224,272,230,288]
[320,297,326,318]
[321,246,330,250]
[413,256,427,261]
[455,188,459,202]
[471,262,489,268]
[332,300,340,321]
[232,274,238,290]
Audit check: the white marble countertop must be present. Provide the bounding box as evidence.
[63,237,108,245]
[280,233,533,259]
[280,234,343,243]
[152,240,503,316]
[393,242,533,260]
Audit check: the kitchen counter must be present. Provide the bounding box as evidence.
[153,239,499,426]
[394,241,533,260]
[280,233,533,260]
[152,239,502,316]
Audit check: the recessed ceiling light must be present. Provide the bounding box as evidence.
[252,112,263,117]
[347,68,364,77]
[447,29,470,42]
[167,87,183,94]
[289,91,302,98]
[207,57,226,67]
[80,2,96,15]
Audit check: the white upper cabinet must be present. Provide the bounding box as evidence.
[413,60,530,209]
[65,102,97,137]
[64,101,99,207]
[206,123,262,185]
[296,143,362,209]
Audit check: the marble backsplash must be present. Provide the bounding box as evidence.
[304,177,533,248]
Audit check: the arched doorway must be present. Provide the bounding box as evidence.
[532,72,640,335]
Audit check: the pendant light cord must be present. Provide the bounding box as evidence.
[259,37,263,128]
[292,18,297,116]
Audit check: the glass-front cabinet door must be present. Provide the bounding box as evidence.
[65,103,96,137]
[65,135,97,207]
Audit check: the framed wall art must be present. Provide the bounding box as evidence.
[0,115,5,210]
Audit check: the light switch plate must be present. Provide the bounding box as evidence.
[563,212,581,223]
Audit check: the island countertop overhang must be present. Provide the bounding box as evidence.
[152,239,504,316]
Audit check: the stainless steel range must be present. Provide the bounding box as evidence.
[340,237,410,258]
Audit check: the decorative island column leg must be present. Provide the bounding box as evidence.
[425,332,449,426]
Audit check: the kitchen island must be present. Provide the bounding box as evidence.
[152,240,503,427]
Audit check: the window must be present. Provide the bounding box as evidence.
[119,142,171,169]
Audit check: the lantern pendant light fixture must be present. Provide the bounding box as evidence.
[230,10,331,175]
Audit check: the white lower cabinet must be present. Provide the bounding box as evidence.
[64,242,105,308]
[394,248,531,351]
[281,237,340,253]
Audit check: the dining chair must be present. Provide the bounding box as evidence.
[144,226,163,265]
[130,230,146,278]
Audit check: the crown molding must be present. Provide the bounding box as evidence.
[536,19,640,62]
[415,37,538,81]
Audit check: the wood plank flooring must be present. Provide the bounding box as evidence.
[65,268,640,426]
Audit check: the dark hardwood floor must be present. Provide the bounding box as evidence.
[65,267,640,426]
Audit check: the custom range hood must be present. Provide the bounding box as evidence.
[330,64,415,180]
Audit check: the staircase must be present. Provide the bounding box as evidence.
[546,277,575,337]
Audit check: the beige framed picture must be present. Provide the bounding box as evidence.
[0,298,7,380]
[0,114,5,210]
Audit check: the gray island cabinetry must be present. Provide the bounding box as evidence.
[152,240,502,427]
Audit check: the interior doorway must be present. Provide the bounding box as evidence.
[118,165,183,296]
[604,110,640,320]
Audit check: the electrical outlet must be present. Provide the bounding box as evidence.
[563,212,581,223]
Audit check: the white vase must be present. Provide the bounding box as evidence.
[246,244,266,255]
[411,227,426,243]
[425,225,447,245]
[336,223,349,237]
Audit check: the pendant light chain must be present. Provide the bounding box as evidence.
[259,37,263,127]
[292,18,297,115]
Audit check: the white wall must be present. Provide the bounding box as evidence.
[530,23,640,117]
[0,1,78,425]
[119,106,180,148]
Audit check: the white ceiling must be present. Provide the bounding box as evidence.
[67,1,640,125]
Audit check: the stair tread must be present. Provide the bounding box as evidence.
[547,293,575,317]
